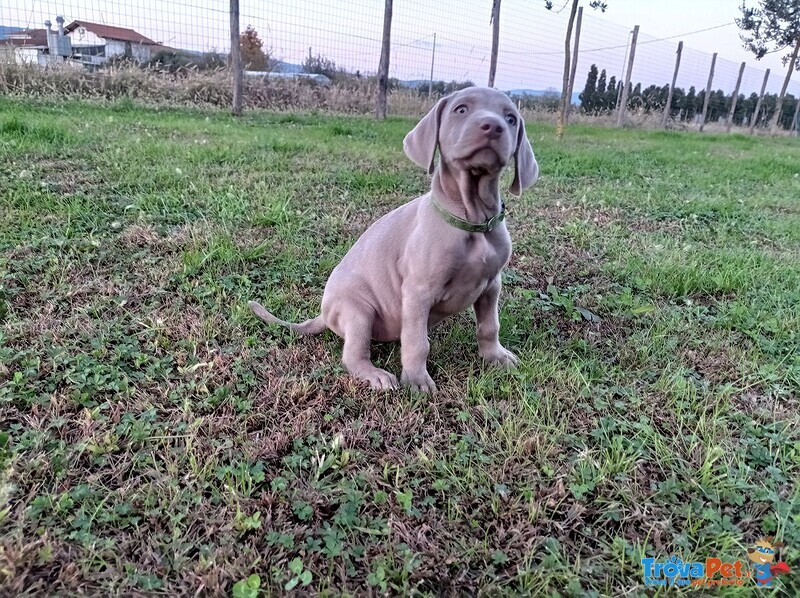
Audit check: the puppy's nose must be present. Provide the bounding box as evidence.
[478,117,505,140]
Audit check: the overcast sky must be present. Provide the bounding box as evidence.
[6,0,799,96]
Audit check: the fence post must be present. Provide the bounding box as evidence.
[616,25,639,127]
[565,6,583,121]
[662,41,682,128]
[698,52,717,133]
[428,33,436,99]
[725,61,746,133]
[376,0,393,119]
[792,97,800,137]
[488,0,501,87]
[616,30,632,109]
[229,0,242,116]
[749,68,770,135]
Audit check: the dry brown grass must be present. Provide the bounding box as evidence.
[3,62,786,135]
[0,62,431,116]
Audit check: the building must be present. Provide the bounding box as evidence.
[64,20,160,65]
[0,28,49,65]
[0,16,161,68]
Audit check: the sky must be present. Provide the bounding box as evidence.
[4,0,798,97]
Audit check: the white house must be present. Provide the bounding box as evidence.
[64,20,160,64]
[0,18,160,67]
[0,28,49,65]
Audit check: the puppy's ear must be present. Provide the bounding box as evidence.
[403,97,447,174]
[509,116,539,196]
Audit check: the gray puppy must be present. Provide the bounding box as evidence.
[249,86,539,392]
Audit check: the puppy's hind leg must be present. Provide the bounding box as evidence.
[338,307,399,391]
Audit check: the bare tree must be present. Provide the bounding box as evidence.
[556,0,579,138]
[546,1,609,138]
[737,0,800,133]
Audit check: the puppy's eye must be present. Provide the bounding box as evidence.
[455,104,468,114]
[505,114,517,126]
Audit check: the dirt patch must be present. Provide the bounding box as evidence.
[681,347,741,385]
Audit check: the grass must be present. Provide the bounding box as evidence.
[0,95,799,596]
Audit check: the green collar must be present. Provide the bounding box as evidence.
[431,197,506,233]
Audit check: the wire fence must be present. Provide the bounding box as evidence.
[2,0,799,129]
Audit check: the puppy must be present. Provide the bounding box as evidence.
[250,86,539,392]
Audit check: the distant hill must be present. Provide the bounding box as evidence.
[399,82,582,105]
[0,25,24,39]
[273,60,303,74]
[399,79,429,89]
[507,88,581,105]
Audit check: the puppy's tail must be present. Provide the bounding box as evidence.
[248,300,327,335]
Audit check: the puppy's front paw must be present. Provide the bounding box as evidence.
[401,369,437,393]
[360,368,399,391]
[480,346,519,368]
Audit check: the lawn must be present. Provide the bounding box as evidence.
[1,96,799,596]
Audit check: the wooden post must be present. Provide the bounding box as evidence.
[565,6,583,121]
[750,68,770,135]
[428,33,436,99]
[792,97,800,137]
[229,0,242,116]
[616,25,639,127]
[662,41,682,128]
[376,0,393,119]
[698,52,717,133]
[616,31,632,109]
[769,35,800,134]
[488,0,501,87]
[725,61,746,133]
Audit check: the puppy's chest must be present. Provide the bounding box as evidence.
[441,234,510,294]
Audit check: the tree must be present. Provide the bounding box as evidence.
[596,69,607,102]
[668,86,685,120]
[629,82,642,109]
[696,89,706,121]
[736,1,800,132]
[685,86,697,121]
[303,50,340,80]
[240,25,269,71]
[579,64,598,113]
[604,75,617,111]
[545,0,609,137]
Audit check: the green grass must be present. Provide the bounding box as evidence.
[1,96,799,596]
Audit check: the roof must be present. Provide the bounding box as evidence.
[64,20,158,45]
[0,28,48,47]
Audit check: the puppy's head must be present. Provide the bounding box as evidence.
[403,86,538,196]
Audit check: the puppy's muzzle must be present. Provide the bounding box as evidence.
[478,115,506,140]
